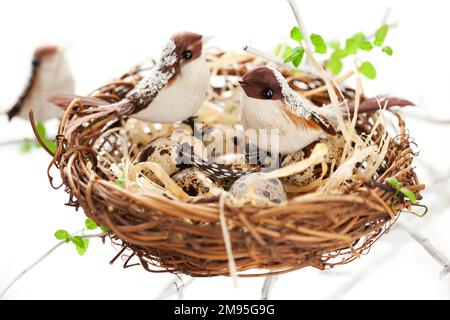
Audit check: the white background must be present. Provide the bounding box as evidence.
[0,0,449,299]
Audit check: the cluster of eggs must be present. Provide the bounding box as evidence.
[136,124,288,203]
[135,124,344,203]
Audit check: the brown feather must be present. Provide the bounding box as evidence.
[281,103,336,135]
[46,93,109,109]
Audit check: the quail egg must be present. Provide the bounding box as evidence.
[172,167,220,197]
[281,135,345,187]
[138,137,182,182]
[203,125,246,158]
[171,132,207,159]
[230,173,287,204]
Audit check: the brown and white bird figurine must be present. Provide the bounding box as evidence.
[6,45,74,123]
[239,66,337,155]
[48,32,211,125]
[239,66,413,155]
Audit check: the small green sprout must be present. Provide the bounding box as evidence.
[359,62,377,79]
[116,172,126,188]
[276,23,394,80]
[374,24,389,47]
[21,122,57,154]
[310,34,327,54]
[382,46,393,56]
[85,218,98,230]
[385,177,418,203]
[54,220,109,256]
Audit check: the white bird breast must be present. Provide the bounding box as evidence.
[19,50,74,122]
[133,53,210,123]
[240,94,324,155]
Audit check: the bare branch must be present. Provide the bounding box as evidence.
[261,276,277,300]
[399,223,450,279]
[243,45,286,68]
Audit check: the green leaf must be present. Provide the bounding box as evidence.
[290,26,303,42]
[21,138,32,154]
[100,226,110,233]
[345,38,359,55]
[351,32,366,45]
[284,47,305,67]
[360,41,374,51]
[374,24,389,47]
[71,236,85,249]
[310,34,327,54]
[385,177,402,189]
[44,138,57,154]
[328,40,340,50]
[85,218,98,230]
[382,46,393,56]
[359,61,377,79]
[399,188,417,203]
[55,229,71,241]
[292,47,305,67]
[116,172,125,188]
[76,239,89,256]
[36,122,46,138]
[331,49,348,60]
[326,58,344,75]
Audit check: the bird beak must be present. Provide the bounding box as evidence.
[202,35,214,44]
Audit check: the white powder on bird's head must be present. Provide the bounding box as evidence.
[126,40,177,102]
[270,67,331,128]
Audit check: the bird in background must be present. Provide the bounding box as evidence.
[239,66,414,155]
[6,45,74,123]
[47,32,212,126]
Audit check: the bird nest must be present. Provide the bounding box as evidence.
[42,50,425,277]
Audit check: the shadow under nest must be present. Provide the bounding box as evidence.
[41,50,425,277]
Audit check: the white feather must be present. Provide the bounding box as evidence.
[17,49,74,122]
[240,93,324,154]
[133,53,210,123]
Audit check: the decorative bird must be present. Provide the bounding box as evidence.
[6,45,74,123]
[47,32,211,126]
[177,66,414,180]
[239,66,414,155]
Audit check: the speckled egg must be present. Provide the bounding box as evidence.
[170,133,207,159]
[138,137,181,182]
[172,168,220,197]
[171,123,193,137]
[213,153,255,172]
[230,173,287,204]
[203,125,247,158]
[281,135,345,187]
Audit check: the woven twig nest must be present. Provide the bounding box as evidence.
[46,50,425,277]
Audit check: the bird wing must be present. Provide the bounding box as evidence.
[124,66,177,115]
[281,97,337,135]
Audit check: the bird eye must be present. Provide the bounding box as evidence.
[261,88,274,99]
[182,50,193,60]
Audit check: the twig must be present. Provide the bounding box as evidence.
[0,139,27,146]
[0,232,108,299]
[286,0,313,50]
[399,223,450,279]
[156,275,195,300]
[243,45,319,76]
[261,276,277,300]
[284,0,339,105]
[402,112,450,125]
[243,45,285,67]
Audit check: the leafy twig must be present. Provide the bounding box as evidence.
[0,232,108,299]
